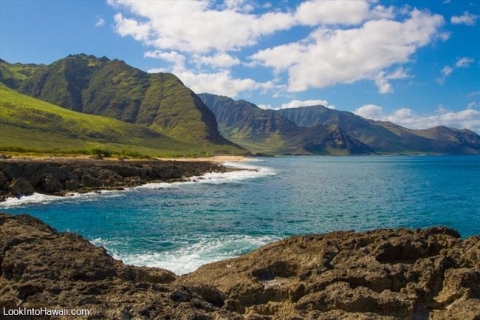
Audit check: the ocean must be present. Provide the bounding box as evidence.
[2,155,479,275]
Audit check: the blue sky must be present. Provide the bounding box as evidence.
[1,0,479,132]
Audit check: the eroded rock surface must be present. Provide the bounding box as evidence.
[177,228,480,319]
[0,213,479,319]
[0,213,239,319]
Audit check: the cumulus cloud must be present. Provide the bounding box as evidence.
[107,1,446,97]
[354,104,480,133]
[147,68,281,98]
[250,9,444,92]
[279,99,335,109]
[451,11,478,26]
[144,50,186,70]
[108,0,395,54]
[193,53,240,68]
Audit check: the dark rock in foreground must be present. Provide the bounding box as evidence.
[0,213,239,319]
[1,213,479,319]
[0,159,229,201]
[178,228,480,319]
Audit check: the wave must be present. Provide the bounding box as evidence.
[91,234,280,275]
[0,189,122,208]
[133,162,276,190]
[0,161,276,207]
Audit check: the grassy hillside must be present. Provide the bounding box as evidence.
[15,54,235,147]
[0,83,244,157]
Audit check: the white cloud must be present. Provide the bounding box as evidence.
[144,50,186,70]
[152,69,281,98]
[451,11,478,26]
[354,104,480,133]
[107,1,446,97]
[250,9,444,92]
[455,57,474,68]
[279,99,335,109]
[95,18,105,27]
[108,0,295,53]
[437,57,474,84]
[113,13,150,42]
[108,0,396,54]
[354,104,385,120]
[193,53,240,68]
[441,66,454,76]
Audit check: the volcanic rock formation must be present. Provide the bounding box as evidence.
[0,213,479,319]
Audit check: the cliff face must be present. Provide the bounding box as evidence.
[1,213,479,319]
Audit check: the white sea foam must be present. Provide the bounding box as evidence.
[134,162,276,190]
[91,234,280,275]
[0,161,275,207]
[0,190,121,208]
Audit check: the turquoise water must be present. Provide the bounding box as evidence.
[2,156,479,274]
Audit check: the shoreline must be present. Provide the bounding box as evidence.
[0,158,252,202]
[3,154,255,163]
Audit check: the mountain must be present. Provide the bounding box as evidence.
[0,58,46,90]
[9,54,241,152]
[198,93,372,155]
[278,105,480,154]
[0,83,238,157]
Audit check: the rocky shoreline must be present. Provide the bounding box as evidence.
[0,159,231,201]
[0,213,479,319]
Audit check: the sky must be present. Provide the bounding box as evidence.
[1,0,479,133]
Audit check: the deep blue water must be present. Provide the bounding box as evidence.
[2,156,479,274]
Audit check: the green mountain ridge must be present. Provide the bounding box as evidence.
[0,55,246,156]
[278,105,480,154]
[12,54,238,147]
[198,93,372,155]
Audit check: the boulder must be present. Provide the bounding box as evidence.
[9,177,35,197]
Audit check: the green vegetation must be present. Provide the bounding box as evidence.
[0,83,245,157]
[15,54,234,148]
[0,59,46,89]
[0,55,247,157]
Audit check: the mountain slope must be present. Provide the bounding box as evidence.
[199,93,372,155]
[0,83,236,157]
[14,54,238,149]
[279,105,480,154]
[0,59,46,90]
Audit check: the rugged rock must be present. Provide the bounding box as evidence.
[0,213,239,319]
[0,159,229,201]
[0,213,479,319]
[177,228,480,319]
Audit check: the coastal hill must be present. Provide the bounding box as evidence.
[0,83,244,157]
[0,56,247,156]
[278,106,480,154]
[200,93,480,155]
[1,212,479,319]
[198,93,372,155]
